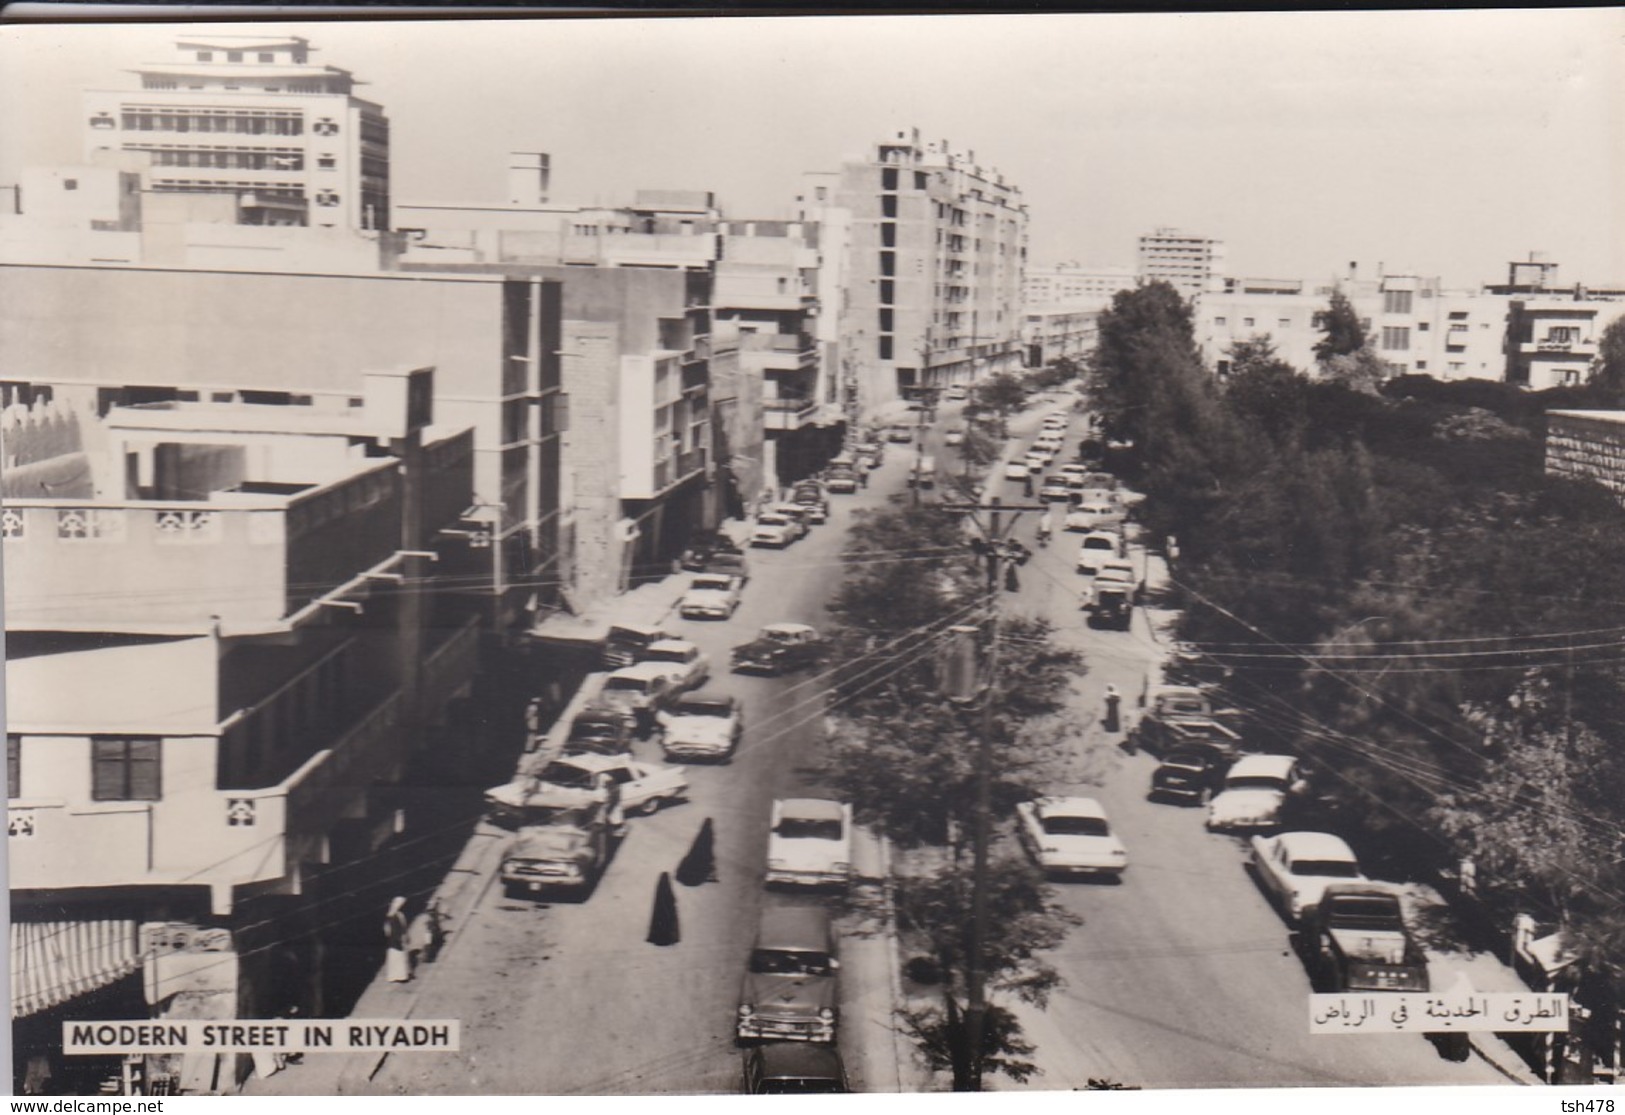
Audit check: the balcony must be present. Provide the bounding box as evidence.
[739,331,817,372]
[763,396,819,431]
[1522,337,1597,357]
[2,462,402,632]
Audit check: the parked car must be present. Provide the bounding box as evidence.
[736,906,840,1043]
[1250,831,1366,924]
[792,483,829,524]
[1065,501,1120,532]
[596,663,680,735]
[1207,754,1304,832]
[487,754,687,821]
[1094,558,1136,587]
[1003,460,1031,481]
[1039,476,1072,501]
[1304,884,1430,993]
[824,465,860,494]
[1015,796,1128,879]
[944,427,966,448]
[852,440,884,469]
[1076,530,1123,574]
[751,513,799,549]
[742,1043,850,1094]
[765,797,854,888]
[908,455,938,489]
[1058,463,1089,481]
[679,573,743,620]
[641,639,710,692]
[499,802,615,900]
[659,691,743,763]
[1025,445,1055,467]
[1149,746,1232,805]
[680,533,743,573]
[562,705,636,756]
[731,623,825,676]
[600,622,669,670]
[887,423,915,444]
[1042,414,1068,431]
[770,503,813,538]
[703,550,751,584]
[944,384,968,402]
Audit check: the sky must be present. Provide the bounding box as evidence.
[0,9,1620,289]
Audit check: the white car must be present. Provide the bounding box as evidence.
[658,691,742,763]
[1042,414,1068,431]
[752,513,799,548]
[1065,501,1121,532]
[1250,831,1366,924]
[945,385,968,401]
[1016,797,1128,878]
[766,798,854,888]
[944,428,966,447]
[640,639,710,692]
[1207,755,1302,832]
[679,573,743,620]
[1003,460,1031,481]
[1025,449,1054,470]
[1058,464,1089,480]
[1076,531,1122,574]
[1094,559,1136,587]
[770,504,812,539]
[481,750,685,822]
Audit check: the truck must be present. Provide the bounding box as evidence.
[1131,685,1241,759]
[1304,884,1431,993]
[1086,581,1134,631]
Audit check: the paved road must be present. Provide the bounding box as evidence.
[355,451,919,1096]
[980,400,1509,1090]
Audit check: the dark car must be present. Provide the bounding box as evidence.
[601,623,669,670]
[737,906,840,1043]
[1149,746,1231,805]
[703,550,751,584]
[742,1043,849,1094]
[730,623,825,676]
[562,705,636,756]
[681,533,744,573]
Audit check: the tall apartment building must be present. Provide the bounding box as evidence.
[82,35,390,233]
[1138,227,1225,301]
[796,128,1027,421]
[6,372,481,1093]
[1023,262,1137,309]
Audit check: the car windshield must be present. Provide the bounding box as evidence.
[758,1076,844,1095]
[749,948,834,976]
[538,761,597,789]
[1083,538,1115,550]
[1326,897,1403,926]
[645,649,689,664]
[758,515,788,526]
[1292,859,1362,877]
[602,677,648,694]
[767,630,801,644]
[676,698,731,718]
[1042,815,1110,838]
[776,818,844,841]
[693,577,731,590]
[1224,776,1287,792]
[607,627,655,646]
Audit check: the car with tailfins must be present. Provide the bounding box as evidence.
[731,623,825,676]
[1015,796,1128,879]
[1250,830,1366,925]
[765,797,853,888]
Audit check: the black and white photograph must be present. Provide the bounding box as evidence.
[1,6,1622,1101]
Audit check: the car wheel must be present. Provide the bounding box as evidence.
[637,797,663,816]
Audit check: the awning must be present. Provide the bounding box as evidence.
[12,916,142,1018]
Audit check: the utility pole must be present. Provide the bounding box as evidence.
[936,495,1045,1090]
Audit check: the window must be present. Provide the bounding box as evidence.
[227,51,243,62]
[7,735,18,799]
[1278,318,1291,328]
[914,171,928,190]
[63,179,78,191]
[1383,290,1413,314]
[879,336,893,360]
[1215,316,1227,326]
[196,51,213,61]
[879,280,894,305]
[881,167,898,192]
[815,186,827,201]
[879,308,894,332]
[258,52,274,63]
[92,737,161,801]
[1243,317,1255,328]
[1381,326,1411,351]
[1416,361,1428,370]
[1418,321,1430,331]
[882,194,897,219]
[317,154,336,170]
[881,222,896,248]
[879,251,895,277]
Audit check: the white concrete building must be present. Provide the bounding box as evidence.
[1023,262,1136,309]
[1138,227,1225,300]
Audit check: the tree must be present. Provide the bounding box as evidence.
[1313,286,1366,363]
[1587,313,1625,403]
[1320,342,1389,394]
[1088,281,1202,449]
[971,373,1029,436]
[1224,336,1310,450]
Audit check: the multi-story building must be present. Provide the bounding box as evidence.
[1023,262,1136,309]
[1138,227,1226,301]
[83,35,389,233]
[6,370,481,1093]
[1021,305,1101,368]
[0,262,565,635]
[796,128,1027,422]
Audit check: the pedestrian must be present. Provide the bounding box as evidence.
[421,898,447,963]
[1037,510,1053,546]
[857,467,869,489]
[1166,534,1180,563]
[1103,683,1122,734]
[648,871,680,946]
[676,818,718,886]
[524,697,543,753]
[383,896,411,983]
[1023,474,1034,499]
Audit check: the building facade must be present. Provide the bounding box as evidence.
[797,128,1027,422]
[1138,227,1226,301]
[83,35,390,233]
[1023,262,1136,309]
[6,371,481,1092]
[1021,305,1101,368]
